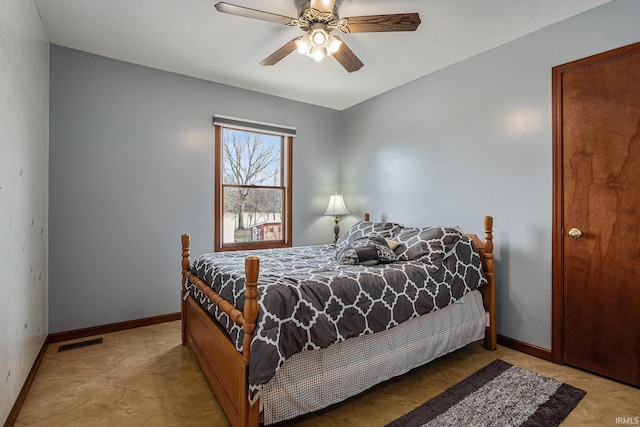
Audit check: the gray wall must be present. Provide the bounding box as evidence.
[47,0,640,351]
[339,0,640,350]
[0,0,49,422]
[49,47,341,333]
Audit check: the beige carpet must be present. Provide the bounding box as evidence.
[15,321,640,426]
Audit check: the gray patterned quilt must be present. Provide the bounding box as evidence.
[185,225,487,401]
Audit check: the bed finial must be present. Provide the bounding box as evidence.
[364,213,370,221]
[181,234,191,274]
[484,216,493,254]
[483,216,494,274]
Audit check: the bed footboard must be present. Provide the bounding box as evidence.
[181,236,259,427]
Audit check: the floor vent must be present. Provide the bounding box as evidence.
[58,338,104,352]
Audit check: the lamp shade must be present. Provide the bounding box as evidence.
[324,194,349,216]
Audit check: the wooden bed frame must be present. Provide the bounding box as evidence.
[181,214,496,427]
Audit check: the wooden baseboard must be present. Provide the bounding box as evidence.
[3,339,48,427]
[47,312,181,344]
[497,334,553,361]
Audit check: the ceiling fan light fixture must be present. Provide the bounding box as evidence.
[326,36,342,54]
[295,23,340,62]
[310,46,326,62]
[310,27,327,46]
[296,34,311,54]
[295,23,341,61]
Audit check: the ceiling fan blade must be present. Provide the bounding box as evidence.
[332,37,363,73]
[215,2,295,26]
[310,0,336,13]
[260,38,299,66]
[339,13,421,33]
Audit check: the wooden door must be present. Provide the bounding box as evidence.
[552,42,640,387]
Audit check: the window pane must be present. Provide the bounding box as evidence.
[222,129,281,186]
[222,187,283,243]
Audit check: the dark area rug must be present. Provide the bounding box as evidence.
[386,359,586,427]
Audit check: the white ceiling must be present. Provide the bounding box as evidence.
[34,0,612,110]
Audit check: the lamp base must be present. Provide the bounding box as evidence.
[333,217,340,243]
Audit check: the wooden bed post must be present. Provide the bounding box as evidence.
[180,237,260,427]
[242,256,260,363]
[181,234,191,346]
[243,256,261,427]
[481,216,497,351]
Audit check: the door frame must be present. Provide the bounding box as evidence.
[551,40,640,365]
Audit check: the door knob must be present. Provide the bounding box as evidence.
[568,227,583,238]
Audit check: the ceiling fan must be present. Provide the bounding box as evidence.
[215,0,421,72]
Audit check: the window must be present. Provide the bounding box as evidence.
[214,115,294,251]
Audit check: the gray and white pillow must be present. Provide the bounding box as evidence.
[335,220,403,251]
[393,226,463,267]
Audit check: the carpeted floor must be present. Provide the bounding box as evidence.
[14,321,640,426]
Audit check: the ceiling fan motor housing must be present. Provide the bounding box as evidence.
[296,1,340,32]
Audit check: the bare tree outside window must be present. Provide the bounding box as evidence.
[221,129,285,244]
